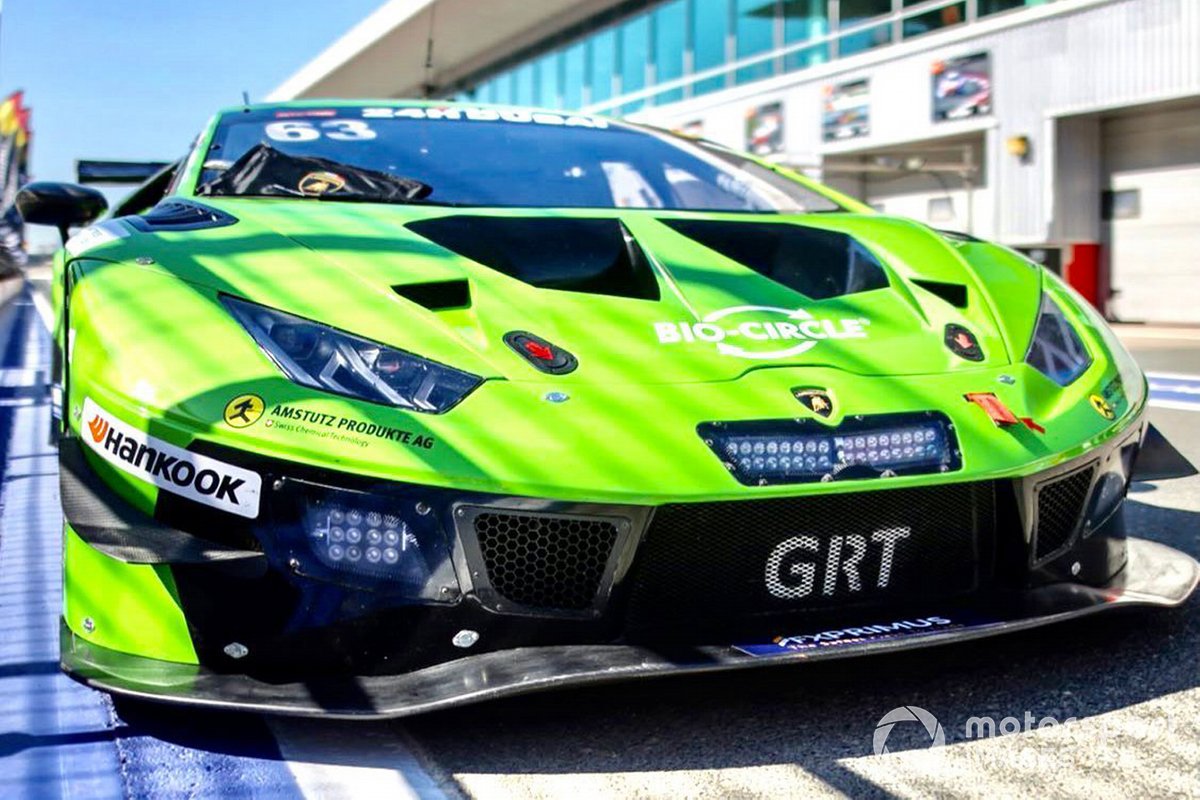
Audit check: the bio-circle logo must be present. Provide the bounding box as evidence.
[873,705,946,755]
[653,305,870,360]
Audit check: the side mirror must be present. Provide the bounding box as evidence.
[16,181,108,244]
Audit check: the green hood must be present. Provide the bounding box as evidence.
[101,197,1042,387]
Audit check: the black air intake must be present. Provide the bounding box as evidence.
[1032,465,1096,564]
[661,218,890,300]
[472,511,621,611]
[407,216,660,301]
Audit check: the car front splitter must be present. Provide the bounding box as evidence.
[61,537,1198,720]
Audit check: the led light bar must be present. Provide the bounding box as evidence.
[699,413,960,486]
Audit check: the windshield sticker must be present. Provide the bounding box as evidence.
[298,171,347,196]
[274,109,339,119]
[264,119,377,143]
[65,220,130,257]
[82,397,262,519]
[361,106,609,129]
[654,306,870,360]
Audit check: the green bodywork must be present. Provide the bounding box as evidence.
[54,102,1146,663]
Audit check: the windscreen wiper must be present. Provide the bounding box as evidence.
[197,143,436,205]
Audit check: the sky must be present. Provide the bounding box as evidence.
[0,0,386,248]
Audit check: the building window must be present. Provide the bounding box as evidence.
[838,0,892,57]
[589,28,617,105]
[619,13,650,112]
[735,0,777,85]
[903,1,966,39]
[535,53,561,108]
[653,0,687,105]
[514,62,536,106]
[979,0,1046,17]
[492,72,513,104]
[783,0,829,71]
[562,40,587,109]
[693,0,731,96]
[464,0,1051,114]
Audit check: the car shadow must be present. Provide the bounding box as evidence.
[108,496,1200,797]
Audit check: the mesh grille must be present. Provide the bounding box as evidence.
[623,482,994,634]
[474,512,619,610]
[1034,466,1095,562]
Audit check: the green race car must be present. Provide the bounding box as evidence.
[18,101,1199,718]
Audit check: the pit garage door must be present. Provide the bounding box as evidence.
[1103,102,1200,324]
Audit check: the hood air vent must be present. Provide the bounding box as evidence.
[661,219,889,301]
[912,279,969,308]
[406,217,660,301]
[393,279,471,311]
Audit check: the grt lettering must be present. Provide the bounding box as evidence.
[102,427,245,503]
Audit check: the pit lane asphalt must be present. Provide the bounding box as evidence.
[2,272,1198,799]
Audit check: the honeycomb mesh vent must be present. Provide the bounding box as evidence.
[474,512,619,610]
[1034,466,1096,562]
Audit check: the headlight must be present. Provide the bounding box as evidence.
[1025,294,1092,387]
[269,477,460,599]
[224,296,482,412]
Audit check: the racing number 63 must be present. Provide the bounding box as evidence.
[264,120,377,142]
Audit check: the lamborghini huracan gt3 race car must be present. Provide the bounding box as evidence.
[18,102,1199,718]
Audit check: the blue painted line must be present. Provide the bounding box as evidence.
[0,287,306,799]
[1150,389,1200,403]
[1146,373,1200,411]
[1146,375,1200,390]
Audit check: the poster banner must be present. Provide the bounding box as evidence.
[0,91,31,273]
[822,79,870,142]
[932,53,993,122]
[745,101,784,157]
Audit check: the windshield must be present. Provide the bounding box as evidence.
[197,106,843,213]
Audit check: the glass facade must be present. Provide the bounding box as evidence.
[459,0,1052,113]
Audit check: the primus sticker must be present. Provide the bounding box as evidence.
[735,615,956,657]
[82,397,262,519]
[654,305,870,360]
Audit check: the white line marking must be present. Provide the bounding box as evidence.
[269,719,449,800]
[1145,371,1200,383]
[1148,399,1200,413]
[1115,327,1200,341]
[29,287,54,334]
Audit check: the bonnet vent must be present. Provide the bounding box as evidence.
[393,279,471,310]
[406,216,660,301]
[661,219,889,300]
[912,279,969,309]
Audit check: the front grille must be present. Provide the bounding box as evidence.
[1033,465,1096,563]
[623,482,995,634]
[474,512,620,611]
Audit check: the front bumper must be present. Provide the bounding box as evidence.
[61,537,1198,719]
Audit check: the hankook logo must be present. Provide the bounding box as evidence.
[653,305,870,360]
[81,398,262,519]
